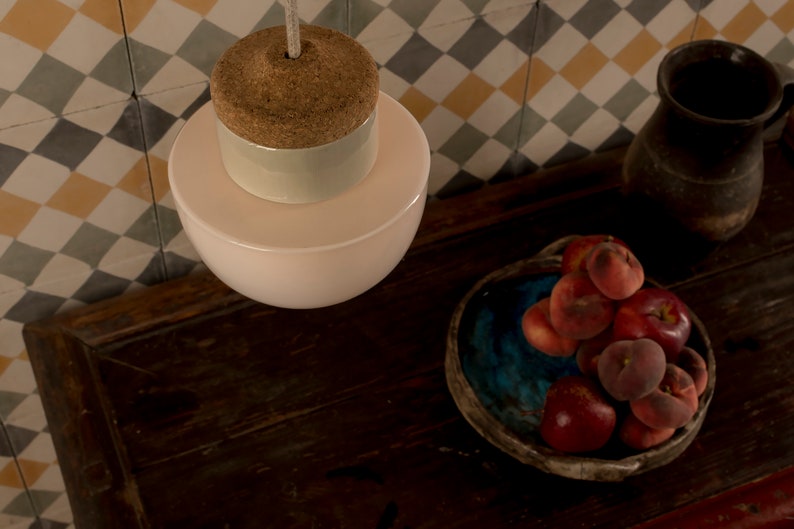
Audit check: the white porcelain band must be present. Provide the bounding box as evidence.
[215,110,378,204]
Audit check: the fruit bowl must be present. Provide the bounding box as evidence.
[445,236,716,481]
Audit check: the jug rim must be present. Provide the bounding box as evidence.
[658,39,783,126]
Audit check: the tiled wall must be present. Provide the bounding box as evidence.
[1,0,793,526]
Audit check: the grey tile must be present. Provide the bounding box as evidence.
[527,3,564,52]
[107,99,145,152]
[128,38,171,92]
[155,206,183,248]
[493,108,524,150]
[163,251,203,280]
[551,93,598,136]
[389,0,440,29]
[139,98,179,148]
[33,119,103,171]
[384,33,443,84]
[544,141,591,168]
[0,394,27,425]
[438,123,489,165]
[447,18,504,70]
[4,424,37,454]
[180,84,211,120]
[461,0,491,15]
[310,0,347,32]
[124,206,159,247]
[597,125,634,153]
[71,269,132,304]
[766,38,794,65]
[16,55,84,116]
[0,144,28,187]
[3,291,67,323]
[90,39,135,94]
[0,241,55,286]
[176,20,238,78]
[349,0,385,37]
[626,0,676,25]
[435,170,484,199]
[2,490,36,517]
[60,223,120,268]
[252,2,291,32]
[517,105,545,147]
[0,87,9,110]
[135,253,167,286]
[569,0,621,39]
[604,79,652,121]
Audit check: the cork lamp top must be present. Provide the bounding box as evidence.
[210,24,379,150]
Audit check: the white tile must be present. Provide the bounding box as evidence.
[543,0,589,20]
[757,0,789,15]
[414,55,470,102]
[0,119,55,152]
[483,4,534,35]
[527,74,577,120]
[39,490,73,523]
[473,39,526,88]
[421,0,474,30]
[645,1,696,44]
[206,0,272,36]
[33,255,91,293]
[139,57,206,95]
[519,120,568,166]
[0,358,37,394]
[427,152,459,195]
[66,100,130,136]
[361,31,412,66]
[2,155,70,204]
[5,394,48,433]
[144,82,208,118]
[48,13,121,74]
[418,16,473,53]
[745,20,787,54]
[130,0,203,55]
[699,0,748,29]
[0,320,24,358]
[581,61,632,106]
[377,69,411,100]
[468,90,520,136]
[0,33,42,92]
[534,23,588,71]
[591,10,644,58]
[419,105,465,151]
[18,433,58,464]
[76,137,142,187]
[85,188,150,234]
[357,10,414,44]
[0,94,53,129]
[17,207,82,253]
[62,77,130,115]
[570,108,621,150]
[462,138,512,179]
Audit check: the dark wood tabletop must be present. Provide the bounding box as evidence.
[23,141,794,529]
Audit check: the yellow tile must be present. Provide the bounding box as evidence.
[173,0,219,16]
[0,190,39,238]
[0,355,12,376]
[560,42,609,90]
[772,1,794,33]
[16,459,49,487]
[148,155,171,202]
[692,18,719,41]
[80,0,124,34]
[500,59,529,105]
[46,172,112,219]
[525,57,555,101]
[614,30,662,76]
[722,2,766,44]
[668,20,696,49]
[0,0,75,51]
[119,0,157,33]
[442,73,495,120]
[399,87,437,123]
[0,461,24,489]
[117,156,153,202]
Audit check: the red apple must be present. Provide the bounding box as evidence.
[521,298,579,357]
[613,288,692,362]
[540,376,617,453]
[549,271,615,340]
[597,338,667,401]
[560,234,629,275]
[586,241,645,300]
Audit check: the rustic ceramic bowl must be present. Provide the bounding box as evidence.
[445,236,716,481]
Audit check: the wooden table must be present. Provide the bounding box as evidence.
[23,142,794,528]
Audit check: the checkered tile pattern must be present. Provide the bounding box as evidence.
[1,0,794,527]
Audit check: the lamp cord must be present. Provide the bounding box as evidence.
[285,0,301,59]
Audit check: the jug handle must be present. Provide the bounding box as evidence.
[768,62,794,128]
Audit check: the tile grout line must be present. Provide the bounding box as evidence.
[0,420,40,524]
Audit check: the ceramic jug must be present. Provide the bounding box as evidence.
[622,40,794,242]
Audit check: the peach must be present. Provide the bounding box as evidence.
[597,338,666,401]
[575,328,614,377]
[619,411,675,450]
[586,241,645,300]
[549,271,615,340]
[560,234,629,275]
[521,298,579,357]
[676,346,708,396]
[630,364,699,430]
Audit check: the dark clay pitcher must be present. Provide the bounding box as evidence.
[622,40,794,242]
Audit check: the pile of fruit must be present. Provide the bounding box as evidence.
[521,235,709,454]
